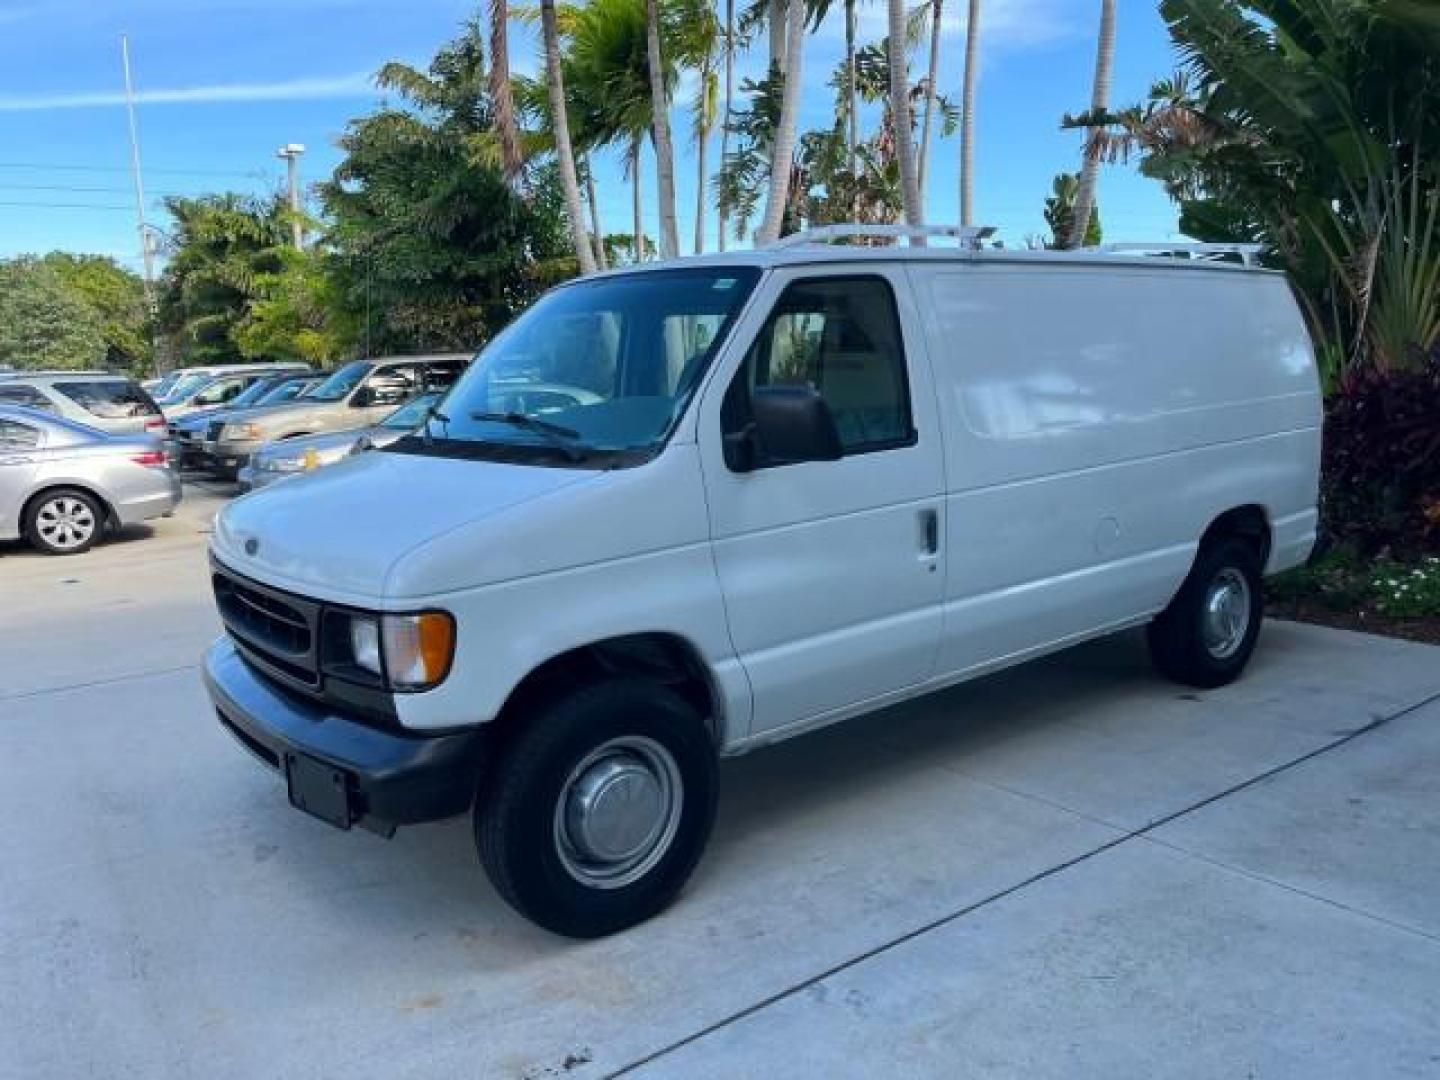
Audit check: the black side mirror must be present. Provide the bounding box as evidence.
[724,385,843,472]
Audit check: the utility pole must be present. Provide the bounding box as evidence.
[120,34,156,314]
[276,143,306,250]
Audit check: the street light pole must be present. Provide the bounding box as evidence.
[276,143,306,251]
[120,34,157,314]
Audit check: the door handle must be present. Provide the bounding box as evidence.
[919,508,939,556]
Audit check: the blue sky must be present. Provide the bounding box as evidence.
[0,0,1183,272]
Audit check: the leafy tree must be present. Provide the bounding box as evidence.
[156,194,292,364]
[1043,172,1102,248]
[232,249,360,365]
[0,258,108,370]
[322,22,573,353]
[1071,0,1440,378]
[41,253,152,369]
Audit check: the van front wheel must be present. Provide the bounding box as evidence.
[1147,537,1264,689]
[475,679,718,938]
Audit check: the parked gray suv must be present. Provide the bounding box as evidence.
[0,373,166,438]
[203,354,468,477]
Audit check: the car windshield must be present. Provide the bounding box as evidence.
[227,380,278,409]
[381,393,440,430]
[259,379,314,404]
[408,267,760,463]
[307,360,370,402]
[158,373,211,404]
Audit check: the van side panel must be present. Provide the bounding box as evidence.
[915,264,1321,679]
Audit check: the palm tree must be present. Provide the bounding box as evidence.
[488,0,525,186]
[916,0,943,201]
[958,0,980,225]
[717,0,735,251]
[645,0,681,258]
[539,0,597,274]
[1068,0,1114,249]
[754,0,806,244]
[887,0,923,231]
[845,0,858,179]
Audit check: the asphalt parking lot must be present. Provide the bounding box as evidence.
[3,484,1439,1079]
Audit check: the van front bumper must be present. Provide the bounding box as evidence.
[203,638,485,836]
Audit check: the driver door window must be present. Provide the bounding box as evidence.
[723,276,914,461]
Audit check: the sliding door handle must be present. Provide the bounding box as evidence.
[919,508,939,556]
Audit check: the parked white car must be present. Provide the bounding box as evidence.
[203,231,1321,937]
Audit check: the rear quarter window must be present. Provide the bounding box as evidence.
[52,380,160,419]
[0,419,42,450]
[0,385,57,412]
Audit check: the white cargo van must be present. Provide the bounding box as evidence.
[203,228,1321,937]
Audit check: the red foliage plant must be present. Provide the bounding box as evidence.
[1323,358,1440,556]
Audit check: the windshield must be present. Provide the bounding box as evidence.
[159,373,210,404]
[382,392,440,430]
[308,360,371,402]
[259,378,314,404]
[228,379,278,409]
[411,267,760,462]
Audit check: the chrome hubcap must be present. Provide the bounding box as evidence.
[36,497,96,550]
[553,736,683,890]
[1203,567,1252,660]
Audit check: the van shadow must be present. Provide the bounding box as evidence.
[258,630,1166,953]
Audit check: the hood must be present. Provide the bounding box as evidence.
[217,399,314,426]
[254,426,378,463]
[212,448,597,601]
[173,406,228,431]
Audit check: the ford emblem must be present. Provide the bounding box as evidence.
[244,537,260,556]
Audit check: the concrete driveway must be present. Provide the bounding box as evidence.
[2,490,1438,1079]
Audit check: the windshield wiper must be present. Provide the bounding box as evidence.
[469,411,587,461]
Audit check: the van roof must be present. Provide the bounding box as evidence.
[585,228,1277,279]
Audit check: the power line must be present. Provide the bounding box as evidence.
[0,160,267,178]
[0,182,196,195]
[0,200,133,211]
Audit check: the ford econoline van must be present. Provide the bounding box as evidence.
[203,229,1321,937]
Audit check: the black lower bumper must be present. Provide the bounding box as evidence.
[203,638,485,835]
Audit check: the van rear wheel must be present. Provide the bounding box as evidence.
[475,679,718,938]
[1147,536,1264,688]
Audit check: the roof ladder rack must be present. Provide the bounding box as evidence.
[1090,242,1264,267]
[768,223,998,249]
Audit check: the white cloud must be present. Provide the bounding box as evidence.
[0,73,377,112]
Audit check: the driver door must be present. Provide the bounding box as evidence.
[696,266,947,737]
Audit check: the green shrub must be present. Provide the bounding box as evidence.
[1370,557,1440,618]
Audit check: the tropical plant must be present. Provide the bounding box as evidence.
[488,0,526,185]
[886,0,923,231]
[644,0,681,257]
[958,0,981,225]
[155,194,292,363]
[322,24,573,352]
[1043,172,1102,248]
[754,0,807,244]
[1069,0,1440,375]
[916,0,943,199]
[41,253,152,368]
[540,0,599,273]
[231,249,360,365]
[717,0,738,249]
[0,257,108,370]
[1067,0,1115,248]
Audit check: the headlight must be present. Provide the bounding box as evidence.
[340,611,455,691]
[260,455,306,473]
[224,422,263,440]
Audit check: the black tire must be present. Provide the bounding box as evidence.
[475,678,718,938]
[1147,536,1264,688]
[24,488,105,556]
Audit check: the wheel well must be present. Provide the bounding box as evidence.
[22,484,116,532]
[1201,505,1271,566]
[493,634,723,747]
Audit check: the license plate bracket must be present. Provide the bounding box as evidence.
[284,751,353,829]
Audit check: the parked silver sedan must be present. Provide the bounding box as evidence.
[238,392,442,492]
[0,405,181,555]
